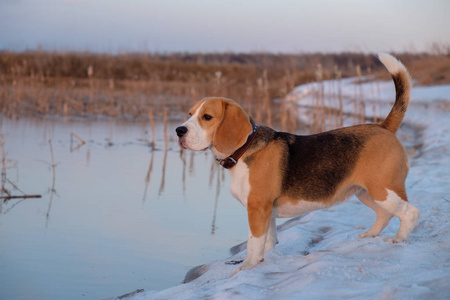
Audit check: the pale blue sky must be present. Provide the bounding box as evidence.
[1,0,449,53]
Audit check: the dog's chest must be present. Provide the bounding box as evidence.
[229,162,251,207]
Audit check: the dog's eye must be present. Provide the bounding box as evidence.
[202,114,213,121]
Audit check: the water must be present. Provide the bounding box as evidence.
[0,117,248,300]
[0,114,420,300]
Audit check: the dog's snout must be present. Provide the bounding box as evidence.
[176,126,188,137]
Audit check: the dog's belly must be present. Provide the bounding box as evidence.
[273,200,327,218]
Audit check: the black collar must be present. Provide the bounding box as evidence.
[217,124,258,169]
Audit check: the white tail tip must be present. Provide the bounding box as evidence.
[378,52,407,75]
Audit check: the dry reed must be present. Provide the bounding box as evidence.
[1,50,446,150]
[0,122,6,200]
[70,132,86,152]
[148,109,156,149]
[163,107,168,150]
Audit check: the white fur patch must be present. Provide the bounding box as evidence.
[232,231,267,275]
[229,161,251,208]
[246,233,266,263]
[378,52,408,75]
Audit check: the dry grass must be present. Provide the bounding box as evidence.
[374,51,450,85]
[406,55,450,85]
[0,50,448,134]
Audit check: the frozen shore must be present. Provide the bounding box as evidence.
[114,78,450,300]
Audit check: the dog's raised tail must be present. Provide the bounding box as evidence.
[378,53,411,133]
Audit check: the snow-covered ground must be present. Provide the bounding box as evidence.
[120,77,450,300]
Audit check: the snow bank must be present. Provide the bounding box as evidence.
[122,79,450,300]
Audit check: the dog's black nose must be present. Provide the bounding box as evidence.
[176,126,188,137]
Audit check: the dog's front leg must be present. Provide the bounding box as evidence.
[232,200,272,276]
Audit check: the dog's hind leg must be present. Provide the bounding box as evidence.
[373,188,419,243]
[357,189,393,238]
[264,217,278,253]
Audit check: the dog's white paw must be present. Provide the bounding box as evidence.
[230,258,264,276]
[387,237,405,243]
[359,231,378,238]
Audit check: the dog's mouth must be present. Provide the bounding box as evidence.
[178,139,188,150]
[178,138,210,151]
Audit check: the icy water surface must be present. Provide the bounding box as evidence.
[0,117,248,300]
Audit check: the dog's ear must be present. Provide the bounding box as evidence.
[213,102,252,156]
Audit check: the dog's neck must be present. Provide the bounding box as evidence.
[215,123,259,169]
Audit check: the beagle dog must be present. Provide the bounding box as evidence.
[176,53,419,275]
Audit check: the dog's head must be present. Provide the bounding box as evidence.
[176,97,252,158]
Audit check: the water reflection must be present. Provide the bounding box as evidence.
[159,149,168,195]
[70,132,86,152]
[0,112,420,300]
[210,163,224,235]
[0,117,248,300]
[142,150,154,201]
[180,149,186,195]
[46,185,57,228]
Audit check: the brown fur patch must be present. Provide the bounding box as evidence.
[349,128,409,202]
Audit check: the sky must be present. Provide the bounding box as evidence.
[0,0,449,54]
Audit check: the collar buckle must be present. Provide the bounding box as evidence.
[218,157,237,169]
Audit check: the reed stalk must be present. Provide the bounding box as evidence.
[149,109,156,149]
[163,107,168,151]
[48,139,56,191]
[0,122,6,198]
